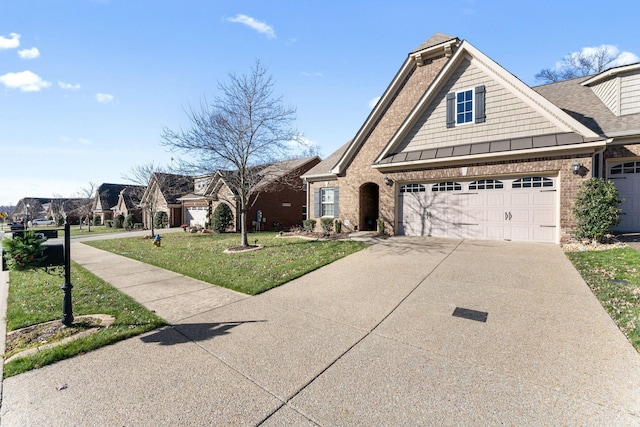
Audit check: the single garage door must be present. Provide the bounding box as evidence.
[398,176,557,243]
[186,206,207,227]
[609,160,640,232]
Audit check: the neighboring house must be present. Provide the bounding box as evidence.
[92,183,128,224]
[302,33,640,244]
[112,185,146,223]
[140,172,193,229]
[179,156,320,231]
[11,198,50,222]
[45,198,88,224]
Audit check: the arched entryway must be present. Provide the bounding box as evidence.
[359,182,379,231]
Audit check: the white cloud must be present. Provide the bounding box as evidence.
[302,71,323,77]
[96,93,114,104]
[368,96,381,109]
[18,47,40,59]
[0,70,51,92]
[0,32,20,49]
[58,81,81,90]
[227,14,276,39]
[611,50,640,67]
[557,44,640,71]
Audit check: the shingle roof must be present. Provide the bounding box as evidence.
[96,183,128,210]
[411,33,458,54]
[301,141,351,179]
[533,76,640,137]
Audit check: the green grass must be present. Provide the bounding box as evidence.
[566,247,640,351]
[4,262,167,378]
[85,232,369,295]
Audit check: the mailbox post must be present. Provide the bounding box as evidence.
[61,221,74,326]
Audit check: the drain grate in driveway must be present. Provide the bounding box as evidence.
[452,307,488,323]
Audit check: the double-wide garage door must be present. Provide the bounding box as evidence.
[398,176,557,243]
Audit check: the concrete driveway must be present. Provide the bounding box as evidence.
[1,237,639,425]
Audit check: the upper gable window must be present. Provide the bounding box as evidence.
[446,85,486,128]
[456,89,474,124]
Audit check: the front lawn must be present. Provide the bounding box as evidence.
[4,262,167,378]
[566,247,640,351]
[85,232,369,295]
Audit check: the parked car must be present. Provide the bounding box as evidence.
[9,222,25,230]
[32,218,56,226]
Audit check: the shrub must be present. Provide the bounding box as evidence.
[93,216,102,226]
[124,213,137,229]
[153,211,168,229]
[334,219,342,234]
[114,213,125,229]
[573,178,621,242]
[104,220,114,228]
[211,203,234,233]
[2,230,45,271]
[321,218,334,233]
[303,219,316,232]
[377,218,385,235]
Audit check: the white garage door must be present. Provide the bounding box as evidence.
[398,176,557,243]
[609,161,640,232]
[186,207,207,227]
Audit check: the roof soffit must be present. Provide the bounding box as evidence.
[374,40,602,164]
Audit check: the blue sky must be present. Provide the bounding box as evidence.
[1,0,639,206]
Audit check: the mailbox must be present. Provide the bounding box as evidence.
[38,244,65,267]
[13,229,59,239]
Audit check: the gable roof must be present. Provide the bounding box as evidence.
[301,141,351,181]
[94,183,128,211]
[329,34,461,175]
[372,40,603,169]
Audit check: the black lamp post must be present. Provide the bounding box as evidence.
[61,221,74,326]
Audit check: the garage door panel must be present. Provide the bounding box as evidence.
[398,176,557,243]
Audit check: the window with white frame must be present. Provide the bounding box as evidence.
[321,188,335,217]
[456,89,474,124]
[446,85,486,128]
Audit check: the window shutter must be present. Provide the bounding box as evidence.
[333,187,339,217]
[314,188,320,217]
[475,85,486,123]
[446,92,455,128]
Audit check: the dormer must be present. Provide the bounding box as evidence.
[582,63,640,116]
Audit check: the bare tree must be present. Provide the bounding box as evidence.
[535,45,617,83]
[161,60,299,247]
[75,182,97,231]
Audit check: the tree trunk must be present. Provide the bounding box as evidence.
[240,210,248,246]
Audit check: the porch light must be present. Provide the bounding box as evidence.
[383,177,394,186]
[572,162,581,175]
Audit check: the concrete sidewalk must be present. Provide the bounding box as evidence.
[1,237,640,425]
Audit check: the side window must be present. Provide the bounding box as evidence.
[313,187,340,218]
